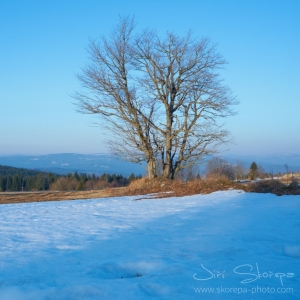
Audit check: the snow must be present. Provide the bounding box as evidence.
[0,190,299,299]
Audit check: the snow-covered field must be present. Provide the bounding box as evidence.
[0,190,299,299]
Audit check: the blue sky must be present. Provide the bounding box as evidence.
[1,0,299,156]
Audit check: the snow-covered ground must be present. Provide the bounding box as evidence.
[0,190,299,299]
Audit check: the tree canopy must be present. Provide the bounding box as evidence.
[74,16,237,179]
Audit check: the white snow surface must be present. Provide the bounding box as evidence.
[0,190,299,299]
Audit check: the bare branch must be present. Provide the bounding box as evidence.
[74,17,238,179]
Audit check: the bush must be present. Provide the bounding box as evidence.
[206,157,235,180]
[50,177,79,191]
[246,179,300,195]
[127,175,241,197]
[289,177,299,189]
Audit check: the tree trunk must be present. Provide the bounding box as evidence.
[162,109,173,179]
[147,159,156,179]
[173,164,180,179]
[162,157,171,179]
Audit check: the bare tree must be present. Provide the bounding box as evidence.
[257,164,266,179]
[177,162,200,181]
[233,160,247,180]
[284,164,290,184]
[206,157,235,180]
[74,16,237,179]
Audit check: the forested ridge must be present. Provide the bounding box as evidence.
[0,165,60,192]
[0,165,141,192]
[0,165,41,177]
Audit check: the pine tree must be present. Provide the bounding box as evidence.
[128,173,135,182]
[249,162,258,180]
[0,176,4,192]
[12,174,21,191]
[74,171,80,181]
[6,176,12,191]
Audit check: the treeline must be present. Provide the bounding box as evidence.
[49,172,142,191]
[0,165,142,192]
[0,172,59,192]
[0,165,41,177]
[205,157,284,181]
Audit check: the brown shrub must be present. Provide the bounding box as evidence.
[183,175,242,196]
[50,177,79,191]
[289,177,299,189]
[127,176,242,198]
[83,179,108,190]
[83,178,129,190]
[246,179,300,196]
[128,177,177,195]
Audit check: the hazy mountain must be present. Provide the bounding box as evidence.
[223,153,300,173]
[0,153,299,176]
[0,153,146,176]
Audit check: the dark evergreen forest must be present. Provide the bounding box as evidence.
[0,165,60,191]
[0,165,141,192]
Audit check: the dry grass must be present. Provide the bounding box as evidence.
[127,175,243,198]
[1,176,299,205]
[0,176,242,204]
[0,188,128,205]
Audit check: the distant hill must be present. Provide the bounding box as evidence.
[223,153,300,173]
[0,153,299,176]
[0,153,146,176]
